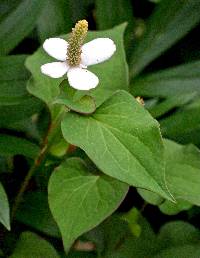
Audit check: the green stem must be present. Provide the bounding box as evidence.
[11,106,67,221]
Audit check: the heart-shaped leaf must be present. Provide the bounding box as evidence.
[48,158,128,251]
[61,90,172,200]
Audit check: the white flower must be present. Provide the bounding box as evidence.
[41,37,116,90]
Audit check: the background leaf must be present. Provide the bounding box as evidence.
[48,158,128,251]
[0,0,45,55]
[0,182,10,230]
[163,139,200,206]
[129,0,200,78]
[16,192,60,238]
[37,0,73,42]
[131,60,200,98]
[160,98,200,145]
[9,231,59,258]
[0,134,39,159]
[0,55,30,105]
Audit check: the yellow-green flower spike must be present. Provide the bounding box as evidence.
[67,20,88,66]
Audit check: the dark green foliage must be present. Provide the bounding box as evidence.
[0,0,200,257]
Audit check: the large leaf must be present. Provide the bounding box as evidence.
[129,0,200,78]
[0,182,10,230]
[62,90,172,200]
[26,24,128,108]
[0,55,30,105]
[0,134,39,159]
[0,0,45,55]
[131,60,200,97]
[9,232,59,258]
[48,158,128,251]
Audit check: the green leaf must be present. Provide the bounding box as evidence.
[16,192,60,238]
[54,80,96,114]
[26,24,128,109]
[137,188,164,205]
[104,212,157,258]
[122,208,141,237]
[157,221,200,250]
[148,92,197,119]
[48,158,128,251]
[129,0,200,77]
[0,0,21,22]
[0,96,43,128]
[37,0,73,42]
[62,90,172,200]
[96,0,133,30]
[131,60,200,97]
[163,139,200,206]
[67,252,96,258]
[95,0,134,54]
[0,0,45,55]
[0,134,39,159]
[159,199,192,215]
[9,231,59,258]
[0,182,10,230]
[0,55,30,105]
[153,244,200,258]
[160,98,200,145]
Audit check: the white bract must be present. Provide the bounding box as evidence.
[41,37,116,90]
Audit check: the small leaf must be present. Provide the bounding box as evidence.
[54,80,96,114]
[62,90,172,200]
[0,134,39,159]
[9,231,59,258]
[129,0,200,77]
[0,182,10,230]
[48,158,128,251]
[137,188,164,205]
[0,0,45,55]
[159,199,192,215]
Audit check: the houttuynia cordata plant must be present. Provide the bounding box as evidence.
[0,0,200,257]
